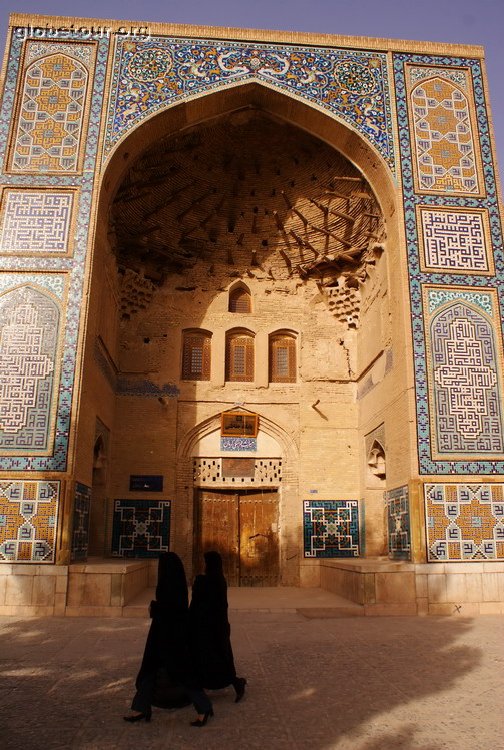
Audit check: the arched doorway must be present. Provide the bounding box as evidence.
[77,82,406,583]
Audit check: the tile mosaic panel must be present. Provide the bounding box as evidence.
[9,41,96,173]
[0,190,74,255]
[394,51,504,475]
[417,207,492,275]
[423,287,504,457]
[303,500,360,558]
[71,482,91,562]
[386,486,411,560]
[0,480,60,562]
[105,37,394,171]
[425,483,504,561]
[0,283,64,455]
[220,437,257,452]
[407,66,480,195]
[111,499,171,558]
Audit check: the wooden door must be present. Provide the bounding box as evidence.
[195,489,279,586]
[195,490,239,585]
[239,491,279,586]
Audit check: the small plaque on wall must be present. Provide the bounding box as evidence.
[222,458,256,478]
[221,411,258,437]
[129,475,163,492]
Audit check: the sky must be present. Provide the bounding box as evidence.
[0,0,503,192]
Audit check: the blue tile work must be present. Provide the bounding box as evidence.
[105,37,395,171]
[424,289,504,456]
[0,480,60,562]
[393,53,504,475]
[303,500,360,558]
[0,190,74,254]
[220,437,257,452]
[424,483,504,561]
[386,486,411,560]
[111,499,171,557]
[0,280,65,455]
[0,30,109,472]
[71,482,91,562]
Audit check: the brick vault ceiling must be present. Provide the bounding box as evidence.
[110,109,386,287]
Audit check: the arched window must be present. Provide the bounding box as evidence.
[181,330,211,381]
[269,333,297,383]
[226,330,254,382]
[229,285,251,313]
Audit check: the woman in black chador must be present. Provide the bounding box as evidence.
[123,551,213,727]
[190,551,246,702]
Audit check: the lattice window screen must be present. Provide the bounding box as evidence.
[182,332,211,380]
[270,334,296,383]
[226,333,254,381]
[229,288,251,313]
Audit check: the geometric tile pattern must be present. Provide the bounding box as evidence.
[418,207,491,274]
[424,291,504,456]
[393,51,504,475]
[303,500,360,558]
[0,190,74,254]
[386,486,411,560]
[425,483,504,561]
[0,285,61,454]
[10,49,90,173]
[409,70,479,194]
[105,38,395,171]
[111,499,171,558]
[71,482,91,562]
[0,480,60,562]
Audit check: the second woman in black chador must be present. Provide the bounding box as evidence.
[123,551,214,727]
[189,551,246,702]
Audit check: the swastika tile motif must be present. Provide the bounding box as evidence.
[9,42,94,173]
[425,483,504,561]
[0,285,62,455]
[0,480,59,562]
[386,486,411,560]
[105,37,395,171]
[408,67,479,194]
[424,288,504,456]
[418,207,491,274]
[111,499,171,557]
[303,500,360,558]
[0,190,74,254]
[71,482,91,562]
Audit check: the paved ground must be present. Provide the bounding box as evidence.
[1,602,503,749]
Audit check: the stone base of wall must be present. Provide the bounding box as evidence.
[314,557,504,615]
[0,559,157,617]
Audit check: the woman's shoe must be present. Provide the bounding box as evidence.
[234,677,247,703]
[190,708,214,727]
[123,710,152,723]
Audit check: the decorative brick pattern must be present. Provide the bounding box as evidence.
[386,486,411,560]
[0,480,60,562]
[303,500,360,558]
[193,458,282,485]
[111,499,171,558]
[425,483,504,561]
[0,190,74,254]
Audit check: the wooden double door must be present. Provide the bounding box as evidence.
[195,489,279,586]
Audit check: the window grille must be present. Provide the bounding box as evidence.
[182,331,211,380]
[229,287,251,313]
[270,334,296,383]
[226,332,254,381]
